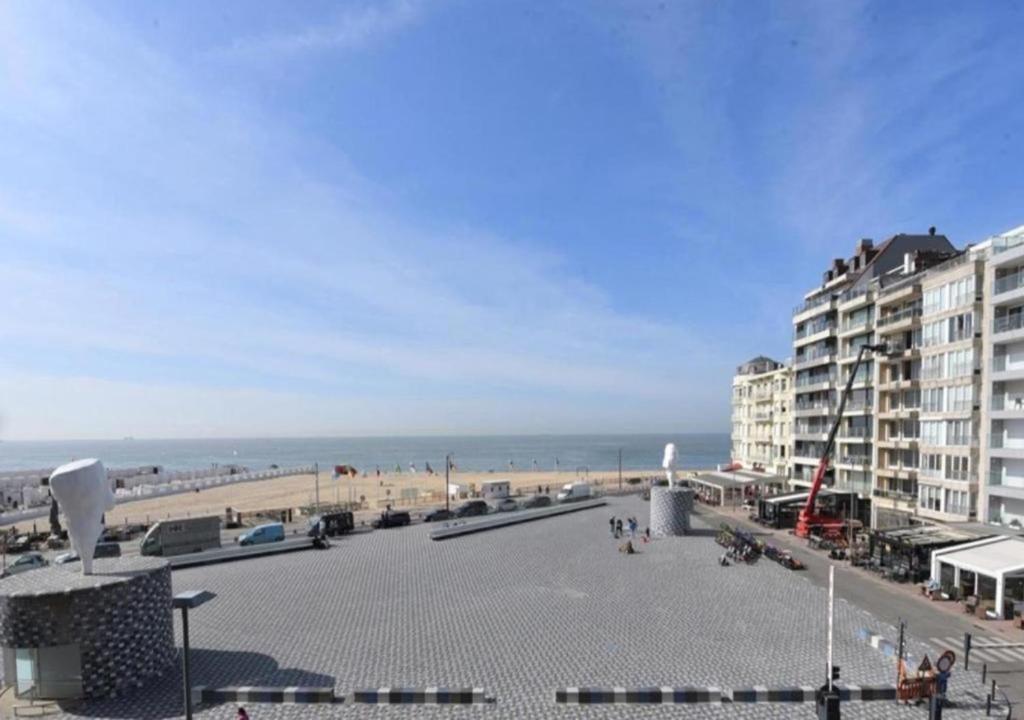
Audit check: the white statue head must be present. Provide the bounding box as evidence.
[49,458,116,575]
[662,443,678,486]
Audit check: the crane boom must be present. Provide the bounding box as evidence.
[795,341,885,538]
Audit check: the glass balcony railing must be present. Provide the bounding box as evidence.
[994,271,1024,295]
[993,234,1024,256]
[793,294,834,317]
[993,313,1024,334]
[838,454,871,466]
[876,306,922,327]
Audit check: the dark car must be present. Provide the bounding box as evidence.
[372,511,411,529]
[424,508,455,522]
[454,500,489,518]
[522,495,552,509]
[7,534,34,553]
[307,511,355,537]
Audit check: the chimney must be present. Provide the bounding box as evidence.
[857,238,874,255]
[929,226,937,236]
[904,252,915,275]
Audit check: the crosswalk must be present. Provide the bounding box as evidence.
[930,635,1024,666]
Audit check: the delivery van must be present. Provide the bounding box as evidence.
[140,516,222,557]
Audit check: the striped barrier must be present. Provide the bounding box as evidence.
[351,688,493,704]
[192,686,335,705]
[554,685,897,704]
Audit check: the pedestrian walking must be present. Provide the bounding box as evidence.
[615,518,623,538]
[609,516,616,537]
[237,708,250,720]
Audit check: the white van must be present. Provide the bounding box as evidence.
[556,482,591,502]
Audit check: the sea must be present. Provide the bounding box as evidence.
[0,434,729,474]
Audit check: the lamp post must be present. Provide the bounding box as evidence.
[445,453,453,513]
[174,590,217,720]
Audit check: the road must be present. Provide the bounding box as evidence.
[698,504,1023,712]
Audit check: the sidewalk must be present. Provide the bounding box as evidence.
[695,501,1024,708]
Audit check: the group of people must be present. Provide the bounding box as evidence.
[609,515,650,542]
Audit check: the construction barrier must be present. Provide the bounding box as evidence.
[554,685,897,704]
[351,688,492,704]
[192,686,334,704]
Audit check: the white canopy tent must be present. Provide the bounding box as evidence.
[930,535,1024,619]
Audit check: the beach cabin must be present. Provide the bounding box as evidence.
[480,479,510,500]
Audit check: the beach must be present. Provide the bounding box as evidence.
[11,468,665,533]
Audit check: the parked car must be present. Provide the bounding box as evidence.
[424,508,455,522]
[3,552,48,576]
[493,498,519,513]
[557,482,592,502]
[372,511,411,529]
[522,495,552,509]
[55,542,122,565]
[237,522,285,546]
[307,511,355,537]
[454,500,489,518]
[7,535,34,553]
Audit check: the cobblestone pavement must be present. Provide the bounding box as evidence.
[53,496,1001,719]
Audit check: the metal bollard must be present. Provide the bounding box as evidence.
[986,693,991,716]
[982,662,987,685]
[929,693,944,720]
[964,632,972,671]
[991,679,996,700]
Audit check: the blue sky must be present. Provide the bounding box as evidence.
[1,1,1022,440]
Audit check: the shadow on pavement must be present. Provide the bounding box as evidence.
[58,648,335,719]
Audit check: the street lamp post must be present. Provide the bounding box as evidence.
[445,453,453,513]
[174,590,217,720]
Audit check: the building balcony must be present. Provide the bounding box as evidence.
[872,487,917,503]
[838,426,871,440]
[794,430,829,442]
[876,406,920,419]
[990,355,1024,381]
[838,317,872,337]
[795,376,836,392]
[993,313,1024,337]
[875,467,918,481]
[794,350,836,370]
[838,287,871,310]
[990,393,1024,418]
[876,306,922,330]
[842,400,873,415]
[876,437,919,449]
[987,473,1024,501]
[836,454,871,469]
[876,377,919,391]
[794,403,834,417]
[987,435,1024,457]
[793,295,835,320]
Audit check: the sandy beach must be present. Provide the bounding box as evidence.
[13,468,667,533]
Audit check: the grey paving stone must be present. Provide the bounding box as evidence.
[38,496,1001,719]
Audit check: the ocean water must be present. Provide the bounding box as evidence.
[0,434,729,474]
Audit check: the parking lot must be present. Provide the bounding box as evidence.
[31,496,1003,718]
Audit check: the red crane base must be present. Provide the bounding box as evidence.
[795,511,847,540]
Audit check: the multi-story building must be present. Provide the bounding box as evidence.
[872,268,925,528]
[791,234,955,524]
[730,357,792,477]
[981,224,1024,528]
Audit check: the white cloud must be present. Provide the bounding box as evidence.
[222,0,425,58]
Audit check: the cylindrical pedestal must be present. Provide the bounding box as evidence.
[0,556,174,699]
[650,486,694,536]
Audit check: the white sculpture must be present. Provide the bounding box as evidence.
[49,458,116,575]
[662,443,678,487]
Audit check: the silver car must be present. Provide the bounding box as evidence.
[493,498,519,513]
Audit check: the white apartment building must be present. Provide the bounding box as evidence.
[730,357,792,477]
[981,224,1024,528]
[914,247,987,524]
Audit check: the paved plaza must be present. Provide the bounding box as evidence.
[51,496,1000,719]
